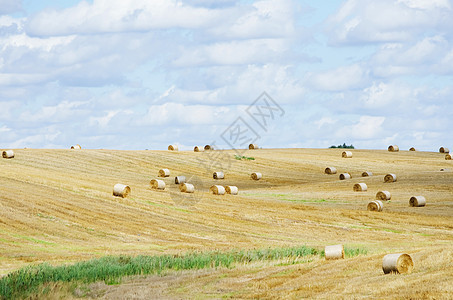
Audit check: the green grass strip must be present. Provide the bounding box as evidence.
[0,245,365,299]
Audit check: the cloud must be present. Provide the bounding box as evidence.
[1,0,452,152]
[26,0,222,37]
[138,102,233,126]
[206,0,299,40]
[307,64,368,91]
[325,0,453,45]
[172,39,291,67]
[0,0,22,15]
[162,64,305,104]
[370,35,453,77]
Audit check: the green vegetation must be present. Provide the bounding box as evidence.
[329,143,355,149]
[0,245,366,299]
[320,247,368,258]
[234,155,255,160]
[242,193,335,204]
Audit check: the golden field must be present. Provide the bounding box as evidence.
[0,148,452,299]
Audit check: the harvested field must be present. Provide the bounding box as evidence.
[0,148,452,299]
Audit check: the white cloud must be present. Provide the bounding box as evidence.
[335,116,385,140]
[0,0,22,15]
[398,0,451,10]
[315,117,336,129]
[172,38,290,67]
[307,64,367,91]
[371,36,452,77]
[26,0,222,36]
[0,0,452,151]
[138,102,232,126]
[18,101,88,123]
[325,0,453,45]
[89,110,122,128]
[207,0,298,39]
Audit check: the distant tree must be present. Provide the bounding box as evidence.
[329,143,355,149]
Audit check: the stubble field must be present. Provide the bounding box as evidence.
[0,148,452,299]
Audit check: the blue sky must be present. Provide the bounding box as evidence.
[1,0,452,150]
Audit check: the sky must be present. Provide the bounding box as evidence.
[1,0,452,151]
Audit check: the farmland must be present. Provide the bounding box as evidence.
[0,148,452,298]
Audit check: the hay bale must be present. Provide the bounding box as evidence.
[249,143,258,150]
[2,150,14,159]
[409,196,426,207]
[382,253,414,274]
[194,146,204,152]
[71,144,81,150]
[384,173,397,183]
[367,200,383,212]
[339,173,351,180]
[113,184,131,198]
[210,185,225,195]
[325,244,344,260]
[150,179,165,190]
[158,169,170,177]
[325,167,337,175]
[361,171,373,177]
[409,147,416,151]
[225,186,238,195]
[376,191,391,201]
[251,172,262,180]
[388,145,399,152]
[213,171,225,179]
[204,145,212,151]
[180,183,194,193]
[439,147,449,153]
[175,176,186,184]
[353,183,367,192]
[342,151,352,158]
[168,145,178,151]
[446,154,452,160]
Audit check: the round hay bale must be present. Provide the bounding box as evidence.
[210,185,225,195]
[445,154,452,160]
[213,171,225,179]
[251,172,262,180]
[249,143,258,150]
[71,144,81,150]
[179,183,194,193]
[353,183,367,192]
[382,253,414,274]
[225,186,238,195]
[409,196,426,207]
[194,146,204,152]
[158,169,170,177]
[175,176,186,184]
[204,145,212,151]
[342,151,352,158]
[388,145,399,152]
[361,171,373,177]
[2,150,14,159]
[113,184,131,198]
[384,173,397,183]
[439,147,449,153]
[168,145,178,151]
[150,179,165,190]
[325,167,337,175]
[367,200,383,212]
[409,147,416,151]
[324,244,344,260]
[339,173,351,180]
[376,191,391,201]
